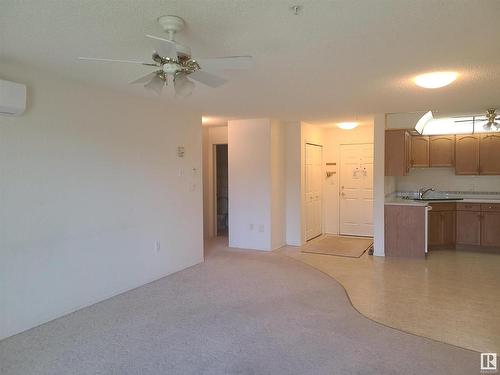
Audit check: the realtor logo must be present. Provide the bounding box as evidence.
[481,353,497,373]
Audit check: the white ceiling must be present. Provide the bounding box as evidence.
[2,0,500,123]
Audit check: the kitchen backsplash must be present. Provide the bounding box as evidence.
[396,168,500,193]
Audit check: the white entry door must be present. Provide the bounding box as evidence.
[305,143,323,240]
[339,144,373,236]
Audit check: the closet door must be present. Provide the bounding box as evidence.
[305,143,323,240]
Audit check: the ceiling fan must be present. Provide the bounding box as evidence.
[479,108,500,130]
[454,108,500,131]
[78,15,254,97]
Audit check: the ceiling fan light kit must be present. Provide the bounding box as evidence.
[78,15,254,96]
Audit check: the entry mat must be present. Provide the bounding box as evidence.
[301,235,373,258]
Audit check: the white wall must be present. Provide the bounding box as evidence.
[202,125,228,238]
[373,114,386,256]
[323,125,374,234]
[228,119,272,250]
[396,168,500,192]
[270,120,286,250]
[0,62,203,340]
[284,121,302,246]
[228,118,286,251]
[386,112,425,130]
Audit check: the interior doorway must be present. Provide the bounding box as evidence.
[339,143,374,237]
[305,143,323,241]
[214,144,228,236]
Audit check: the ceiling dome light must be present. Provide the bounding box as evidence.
[414,71,458,89]
[337,122,359,130]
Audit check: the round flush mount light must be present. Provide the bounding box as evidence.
[414,71,458,89]
[337,122,359,130]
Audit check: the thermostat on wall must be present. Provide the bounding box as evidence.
[177,146,185,157]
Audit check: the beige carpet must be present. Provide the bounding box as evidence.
[0,241,478,375]
[302,235,373,258]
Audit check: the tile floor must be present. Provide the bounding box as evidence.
[279,244,500,353]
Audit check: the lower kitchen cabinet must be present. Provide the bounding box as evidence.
[481,212,500,247]
[428,203,455,249]
[456,210,481,245]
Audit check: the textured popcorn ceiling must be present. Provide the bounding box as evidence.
[1,0,500,122]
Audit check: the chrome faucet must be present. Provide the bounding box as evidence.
[418,187,435,199]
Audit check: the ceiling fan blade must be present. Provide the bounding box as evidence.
[129,71,159,84]
[174,73,195,98]
[188,70,227,88]
[196,56,254,71]
[78,57,158,66]
[146,35,178,60]
[144,75,165,95]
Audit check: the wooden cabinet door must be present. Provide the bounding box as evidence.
[456,211,481,245]
[480,134,500,175]
[411,136,429,167]
[455,135,479,175]
[405,131,411,173]
[428,211,442,246]
[442,211,456,246]
[481,212,500,247]
[429,135,455,167]
[385,130,408,176]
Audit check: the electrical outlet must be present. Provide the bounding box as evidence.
[249,224,254,231]
[258,224,264,233]
[155,240,161,252]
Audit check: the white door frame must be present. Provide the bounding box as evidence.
[212,143,228,237]
[339,143,374,237]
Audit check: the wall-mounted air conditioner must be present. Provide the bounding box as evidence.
[0,79,27,116]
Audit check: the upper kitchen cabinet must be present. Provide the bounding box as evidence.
[385,129,410,176]
[479,133,500,175]
[410,135,429,167]
[455,135,480,175]
[429,135,455,167]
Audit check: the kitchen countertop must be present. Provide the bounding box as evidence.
[385,197,500,206]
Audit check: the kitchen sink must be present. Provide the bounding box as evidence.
[413,197,464,201]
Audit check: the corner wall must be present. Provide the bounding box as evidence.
[373,114,386,256]
[284,121,302,246]
[0,62,204,340]
[227,118,286,251]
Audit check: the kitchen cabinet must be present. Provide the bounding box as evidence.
[411,136,429,167]
[480,203,500,247]
[456,203,481,245]
[428,203,455,249]
[385,130,411,176]
[385,131,500,175]
[479,133,500,175]
[429,135,455,167]
[385,204,427,257]
[455,135,480,175]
